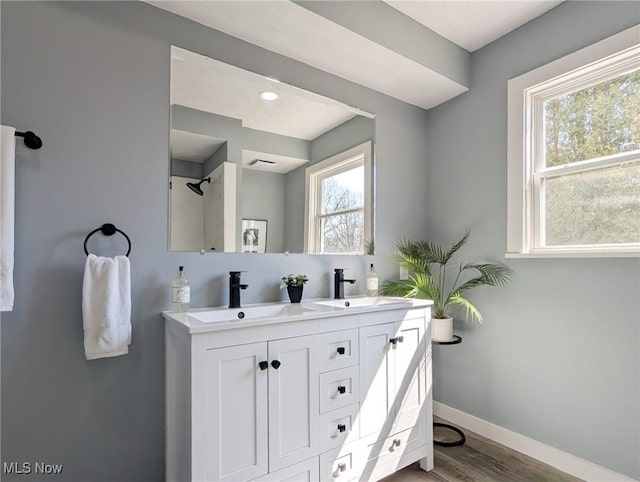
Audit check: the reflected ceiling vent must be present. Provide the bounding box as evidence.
[249,159,276,166]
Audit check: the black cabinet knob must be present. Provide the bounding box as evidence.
[390,337,398,345]
[337,424,346,433]
[337,385,346,394]
[271,360,281,369]
[258,361,268,370]
[337,347,346,355]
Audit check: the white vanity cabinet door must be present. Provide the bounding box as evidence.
[392,316,427,432]
[204,342,269,482]
[358,323,396,438]
[268,335,319,472]
[253,457,319,482]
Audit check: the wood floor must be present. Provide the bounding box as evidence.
[382,418,583,482]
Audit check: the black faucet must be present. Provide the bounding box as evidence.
[229,271,249,308]
[334,268,356,299]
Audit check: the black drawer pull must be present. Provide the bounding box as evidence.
[337,385,346,394]
[337,424,346,433]
[390,336,405,345]
[258,361,268,370]
[393,439,401,447]
[337,463,347,472]
[271,360,281,369]
[337,347,346,355]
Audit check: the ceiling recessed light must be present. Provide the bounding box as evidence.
[259,90,278,101]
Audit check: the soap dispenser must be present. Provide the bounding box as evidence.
[366,263,379,297]
[172,266,190,312]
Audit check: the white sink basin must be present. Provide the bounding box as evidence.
[187,304,316,324]
[310,296,412,309]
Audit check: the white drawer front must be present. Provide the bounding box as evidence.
[318,329,359,373]
[319,403,360,453]
[319,444,365,482]
[319,366,360,414]
[365,416,427,465]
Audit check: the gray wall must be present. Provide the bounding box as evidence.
[203,143,227,177]
[310,115,375,163]
[0,2,429,481]
[424,2,640,479]
[170,159,202,179]
[241,170,286,253]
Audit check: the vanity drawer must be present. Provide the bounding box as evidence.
[318,329,359,373]
[319,403,360,453]
[358,307,426,328]
[319,443,365,481]
[365,416,428,466]
[319,366,359,414]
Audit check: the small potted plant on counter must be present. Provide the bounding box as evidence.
[281,274,309,303]
[380,231,512,341]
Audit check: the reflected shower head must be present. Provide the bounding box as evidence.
[186,177,211,196]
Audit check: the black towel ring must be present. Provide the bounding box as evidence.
[83,223,131,257]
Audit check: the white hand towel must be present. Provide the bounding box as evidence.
[0,126,16,312]
[82,254,132,360]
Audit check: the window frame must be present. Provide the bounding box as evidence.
[304,141,373,254]
[507,25,640,258]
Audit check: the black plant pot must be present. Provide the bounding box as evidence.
[287,285,304,303]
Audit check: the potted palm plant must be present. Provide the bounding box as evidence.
[380,232,512,341]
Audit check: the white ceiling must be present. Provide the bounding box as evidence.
[384,1,563,52]
[151,0,468,109]
[242,149,308,174]
[171,129,225,162]
[151,1,563,110]
[172,47,367,141]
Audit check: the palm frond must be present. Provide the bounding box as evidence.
[405,273,440,299]
[396,238,447,267]
[395,239,432,274]
[413,239,448,265]
[442,231,470,264]
[379,280,413,297]
[455,263,513,295]
[446,293,484,323]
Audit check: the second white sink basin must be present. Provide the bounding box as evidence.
[311,296,412,309]
[187,304,316,324]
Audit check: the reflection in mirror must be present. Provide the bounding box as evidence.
[169,46,375,254]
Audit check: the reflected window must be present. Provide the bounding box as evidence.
[306,142,372,254]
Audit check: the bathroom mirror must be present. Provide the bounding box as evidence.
[169,46,376,254]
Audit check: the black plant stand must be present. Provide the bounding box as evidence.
[433,335,466,447]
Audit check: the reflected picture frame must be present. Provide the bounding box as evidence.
[241,219,267,253]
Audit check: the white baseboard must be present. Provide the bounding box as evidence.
[433,402,638,482]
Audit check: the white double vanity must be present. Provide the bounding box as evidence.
[163,297,433,482]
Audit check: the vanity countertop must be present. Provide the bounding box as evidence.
[163,296,432,334]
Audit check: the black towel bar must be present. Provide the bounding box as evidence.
[83,223,131,257]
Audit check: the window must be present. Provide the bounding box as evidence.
[507,26,640,257]
[305,142,373,254]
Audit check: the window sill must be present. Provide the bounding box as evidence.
[506,250,640,259]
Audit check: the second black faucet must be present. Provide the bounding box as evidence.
[229,271,249,308]
[334,268,356,299]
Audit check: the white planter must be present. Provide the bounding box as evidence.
[431,317,453,342]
